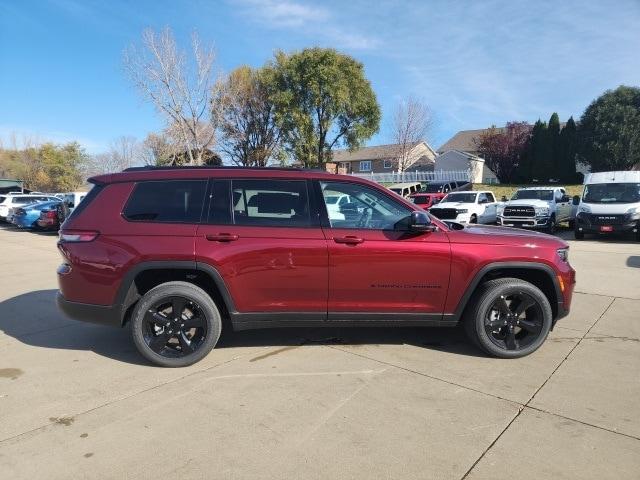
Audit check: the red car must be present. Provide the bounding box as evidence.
[408,192,444,209]
[57,167,575,367]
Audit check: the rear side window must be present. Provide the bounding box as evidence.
[124,180,207,223]
[231,179,310,227]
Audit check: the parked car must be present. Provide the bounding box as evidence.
[388,182,422,198]
[408,192,439,210]
[1,194,58,221]
[63,192,88,213]
[430,191,498,224]
[497,187,573,233]
[574,171,640,240]
[11,201,62,229]
[57,166,575,367]
[324,193,352,221]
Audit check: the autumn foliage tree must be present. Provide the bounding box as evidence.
[474,122,531,183]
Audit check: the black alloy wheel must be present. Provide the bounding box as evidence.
[484,292,544,351]
[464,277,552,358]
[131,281,222,367]
[143,296,208,357]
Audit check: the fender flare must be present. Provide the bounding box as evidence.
[450,261,563,322]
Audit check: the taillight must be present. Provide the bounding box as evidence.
[43,210,57,219]
[59,230,99,242]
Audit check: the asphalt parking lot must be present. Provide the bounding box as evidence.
[0,225,639,479]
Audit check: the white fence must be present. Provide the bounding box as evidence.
[350,170,470,184]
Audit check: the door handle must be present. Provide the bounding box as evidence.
[333,236,364,245]
[205,233,239,242]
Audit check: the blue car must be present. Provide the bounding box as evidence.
[11,201,62,229]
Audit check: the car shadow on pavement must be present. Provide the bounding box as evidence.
[0,290,486,366]
[627,256,640,268]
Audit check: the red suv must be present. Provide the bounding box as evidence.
[57,167,575,367]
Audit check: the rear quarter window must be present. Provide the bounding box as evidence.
[124,180,207,223]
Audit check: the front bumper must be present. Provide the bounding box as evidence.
[56,292,122,327]
[498,215,551,229]
[575,213,639,234]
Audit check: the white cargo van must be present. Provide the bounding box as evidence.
[574,171,640,240]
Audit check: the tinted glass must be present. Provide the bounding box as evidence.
[511,190,553,201]
[231,179,310,227]
[583,183,640,203]
[442,193,477,203]
[207,180,232,224]
[321,181,411,230]
[412,196,431,205]
[124,180,207,223]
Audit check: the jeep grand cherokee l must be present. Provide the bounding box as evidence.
[56,167,575,367]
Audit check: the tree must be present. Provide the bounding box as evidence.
[216,65,282,167]
[123,27,222,165]
[391,97,433,172]
[89,136,139,175]
[578,85,640,171]
[474,122,531,183]
[139,132,178,166]
[267,48,380,167]
[548,112,561,180]
[558,117,578,182]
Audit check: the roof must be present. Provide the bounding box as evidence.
[438,149,485,162]
[332,142,431,162]
[90,166,372,185]
[436,129,492,153]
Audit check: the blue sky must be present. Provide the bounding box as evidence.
[1,0,639,154]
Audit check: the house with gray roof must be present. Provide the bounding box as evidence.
[331,141,437,174]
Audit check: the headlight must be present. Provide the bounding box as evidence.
[578,205,591,214]
[535,206,550,216]
[497,205,505,214]
[456,209,468,214]
[557,247,569,262]
[627,207,638,214]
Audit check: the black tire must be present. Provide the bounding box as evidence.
[470,214,478,224]
[130,281,222,367]
[545,215,556,234]
[574,227,584,240]
[568,220,575,230]
[463,278,552,358]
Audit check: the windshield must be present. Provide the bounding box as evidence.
[325,196,339,204]
[390,188,403,195]
[511,190,553,201]
[422,184,445,193]
[411,195,431,205]
[441,193,477,203]
[583,183,640,204]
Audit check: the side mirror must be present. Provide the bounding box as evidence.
[501,195,508,202]
[561,195,570,203]
[572,195,580,205]
[409,211,437,232]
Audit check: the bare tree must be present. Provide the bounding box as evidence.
[123,27,221,165]
[216,66,282,167]
[391,97,433,172]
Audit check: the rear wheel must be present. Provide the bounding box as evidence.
[463,278,552,358]
[470,214,478,224]
[574,224,584,240]
[130,281,222,367]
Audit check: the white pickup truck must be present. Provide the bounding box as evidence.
[429,191,498,224]
[497,186,573,233]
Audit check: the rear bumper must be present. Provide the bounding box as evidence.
[56,292,122,327]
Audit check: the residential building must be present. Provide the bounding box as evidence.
[434,150,498,184]
[331,141,437,174]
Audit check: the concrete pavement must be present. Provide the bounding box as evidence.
[1,225,639,479]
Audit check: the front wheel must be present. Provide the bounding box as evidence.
[469,214,478,224]
[463,278,552,358]
[545,215,556,234]
[130,281,222,367]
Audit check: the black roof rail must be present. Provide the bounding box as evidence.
[122,165,325,173]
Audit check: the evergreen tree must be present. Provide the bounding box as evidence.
[547,113,561,180]
[558,117,578,182]
[530,119,548,182]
